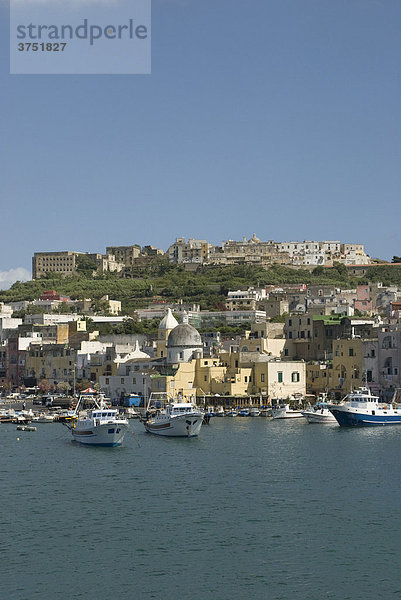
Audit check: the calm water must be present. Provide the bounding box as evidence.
[1,417,401,600]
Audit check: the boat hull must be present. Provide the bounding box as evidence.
[72,422,128,446]
[330,408,401,427]
[144,413,203,437]
[272,408,303,419]
[301,410,336,424]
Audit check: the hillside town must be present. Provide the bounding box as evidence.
[2,233,401,405]
[31,234,373,278]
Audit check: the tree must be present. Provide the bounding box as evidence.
[57,381,70,393]
[39,379,50,394]
[333,262,348,277]
[76,379,92,392]
[392,256,401,263]
[76,255,98,276]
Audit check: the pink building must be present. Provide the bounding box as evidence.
[354,285,373,314]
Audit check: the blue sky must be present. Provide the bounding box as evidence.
[1,0,401,287]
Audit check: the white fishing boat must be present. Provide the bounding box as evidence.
[216,406,225,417]
[249,406,261,417]
[301,402,336,424]
[144,401,203,437]
[68,393,129,446]
[329,387,401,427]
[271,403,303,419]
[259,407,272,417]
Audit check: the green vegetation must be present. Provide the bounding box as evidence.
[76,254,98,276]
[3,263,401,317]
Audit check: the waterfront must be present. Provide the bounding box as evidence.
[1,418,401,600]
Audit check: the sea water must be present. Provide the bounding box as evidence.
[1,418,400,600]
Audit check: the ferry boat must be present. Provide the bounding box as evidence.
[143,401,203,437]
[67,393,129,446]
[329,387,401,427]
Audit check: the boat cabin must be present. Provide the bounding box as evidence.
[90,410,117,421]
[167,403,196,415]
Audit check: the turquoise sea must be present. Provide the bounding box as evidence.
[1,417,401,600]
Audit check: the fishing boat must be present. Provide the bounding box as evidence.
[271,403,303,419]
[301,402,336,424]
[143,401,203,437]
[238,408,250,417]
[249,406,261,417]
[329,387,401,427]
[66,392,129,446]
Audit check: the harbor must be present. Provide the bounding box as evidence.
[1,414,401,600]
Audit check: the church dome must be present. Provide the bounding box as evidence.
[120,340,150,363]
[159,308,179,331]
[167,323,202,348]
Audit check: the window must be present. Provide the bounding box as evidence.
[244,376,248,383]
[284,349,289,356]
[204,376,207,382]
[291,372,300,382]
[261,373,265,383]
[349,348,354,357]
[278,372,283,383]
[179,352,184,359]
[121,378,124,384]
[133,378,136,384]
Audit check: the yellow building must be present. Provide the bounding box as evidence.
[306,362,334,395]
[332,338,363,393]
[25,344,77,385]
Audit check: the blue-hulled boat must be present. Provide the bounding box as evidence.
[329,387,401,427]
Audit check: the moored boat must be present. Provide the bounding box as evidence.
[329,387,401,427]
[301,402,336,424]
[143,401,203,437]
[225,409,238,417]
[67,393,129,446]
[249,406,261,417]
[271,403,303,419]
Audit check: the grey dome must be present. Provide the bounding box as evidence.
[167,324,202,348]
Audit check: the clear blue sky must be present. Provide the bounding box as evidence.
[1,0,401,286]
